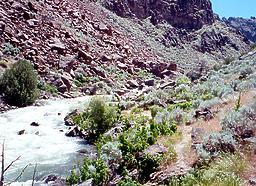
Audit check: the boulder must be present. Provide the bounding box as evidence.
[43,174,66,185]
[194,108,213,121]
[64,109,79,126]
[0,21,5,35]
[49,39,65,54]
[18,130,25,135]
[144,79,155,86]
[78,178,93,186]
[104,124,124,139]
[127,80,139,88]
[58,84,68,93]
[159,81,175,89]
[144,144,168,156]
[167,63,177,71]
[78,50,93,62]
[65,126,87,138]
[96,22,112,36]
[249,177,256,185]
[30,122,40,127]
[61,74,72,92]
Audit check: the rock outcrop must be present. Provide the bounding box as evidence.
[103,0,215,30]
[223,17,256,43]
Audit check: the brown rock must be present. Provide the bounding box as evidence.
[61,74,72,92]
[144,144,168,156]
[167,63,177,71]
[127,80,139,88]
[0,22,5,35]
[31,122,40,127]
[145,79,155,86]
[98,23,113,36]
[78,50,93,62]
[18,130,25,135]
[159,81,175,89]
[49,39,66,54]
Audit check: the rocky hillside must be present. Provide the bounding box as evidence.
[223,17,256,43]
[0,0,251,101]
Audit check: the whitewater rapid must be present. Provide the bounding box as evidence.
[0,96,111,184]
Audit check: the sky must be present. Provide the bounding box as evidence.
[211,0,256,18]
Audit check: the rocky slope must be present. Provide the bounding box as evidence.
[223,17,256,43]
[0,0,251,101]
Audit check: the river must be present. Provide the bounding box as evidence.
[0,96,111,184]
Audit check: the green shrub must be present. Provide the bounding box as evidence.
[118,177,141,186]
[66,169,79,185]
[221,104,256,140]
[169,154,246,186]
[196,131,237,161]
[234,92,242,111]
[38,82,58,94]
[67,158,108,185]
[2,43,20,56]
[72,97,121,140]
[224,57,235,65]
[0,60,39,106]
[176,75,191,86]
[150,105,163,118]
[139,154,163,182]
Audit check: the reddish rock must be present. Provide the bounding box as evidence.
[78,50,93,62]
[49,39,66,54]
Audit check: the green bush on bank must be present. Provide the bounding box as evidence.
[72,97,121,141]
[0,60,39,106]
[66,157,108,185]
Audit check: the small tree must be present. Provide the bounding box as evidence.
[0,60,39,106]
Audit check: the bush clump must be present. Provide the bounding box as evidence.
[169,153,246,186]
[196,131,237,161]
[0,60,39,106]
[2,42,20,56]
[66,157,109,185]
[72,97,121,141]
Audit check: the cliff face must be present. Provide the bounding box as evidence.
[223,17,256,43]
[103,0,215,30]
